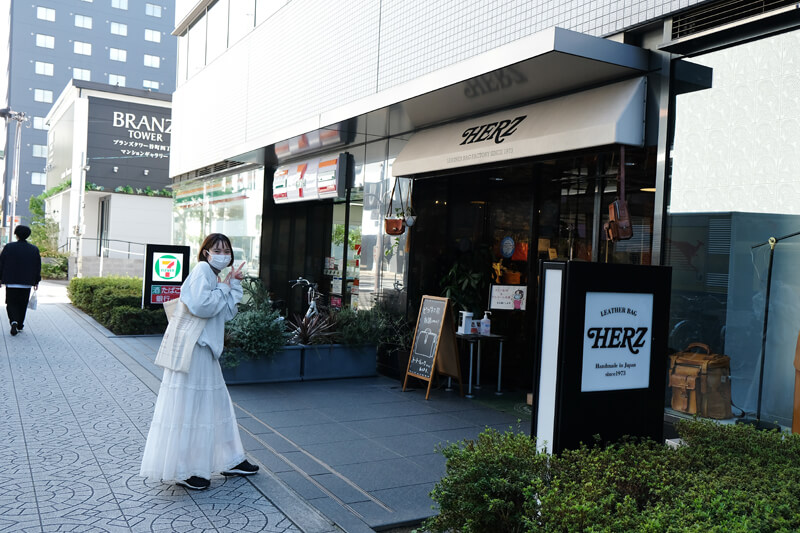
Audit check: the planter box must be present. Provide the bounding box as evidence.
[222,344,377,384]
[303,344,377,381]
[222,345,303,384]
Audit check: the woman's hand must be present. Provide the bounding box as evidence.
[221,262,246,285]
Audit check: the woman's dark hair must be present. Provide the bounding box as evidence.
[197,233,234,267]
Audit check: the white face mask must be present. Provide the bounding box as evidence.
[206,253,231,270]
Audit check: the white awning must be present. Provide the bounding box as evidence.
[392,77,646,177]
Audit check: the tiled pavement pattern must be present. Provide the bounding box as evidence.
[0,290,316,533]
[113,340,527,532]
[3,282,527,532]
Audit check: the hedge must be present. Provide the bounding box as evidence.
[423,419,800,533]
[68,277,166,335]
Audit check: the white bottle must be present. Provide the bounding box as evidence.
[480,311,492,336]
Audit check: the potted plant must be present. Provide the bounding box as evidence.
[300,307,381,380]
[221,277,297,383]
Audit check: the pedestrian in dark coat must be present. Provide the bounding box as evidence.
[0,225,42,335]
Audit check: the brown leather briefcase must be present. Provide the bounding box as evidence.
[668,342,732,419]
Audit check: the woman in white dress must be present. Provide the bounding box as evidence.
[140,233,259,490]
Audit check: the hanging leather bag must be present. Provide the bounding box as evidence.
[603,146,633,241]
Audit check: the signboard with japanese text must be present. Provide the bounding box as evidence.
[273,153,351,204]
[489,284,528,310]
[403,296,463,400]
[142,244,190,309]
[86,97,171,192]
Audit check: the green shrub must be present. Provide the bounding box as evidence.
[424,428,547,533]
[423,421,800,533]
[41,255,68,279]
[108,306,167,335]
[68,276,150,332]
[221,307,291,368]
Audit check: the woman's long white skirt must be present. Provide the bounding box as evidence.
[140,344,246,482]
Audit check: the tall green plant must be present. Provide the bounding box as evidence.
[440,245,493,314]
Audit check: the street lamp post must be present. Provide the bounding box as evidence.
[0,107,28,241]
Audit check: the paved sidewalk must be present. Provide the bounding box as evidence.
[3,281,528,532]
[0,281,332,533]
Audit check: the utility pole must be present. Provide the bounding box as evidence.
[0,107,28,242]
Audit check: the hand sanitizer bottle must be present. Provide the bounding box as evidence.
[480,311,492,336]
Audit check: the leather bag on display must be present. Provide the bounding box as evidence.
[668,342,733,419]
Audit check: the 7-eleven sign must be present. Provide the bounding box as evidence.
[152,253,183,282]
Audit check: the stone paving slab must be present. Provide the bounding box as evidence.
[0,291,335,533]
[18,281,532,532]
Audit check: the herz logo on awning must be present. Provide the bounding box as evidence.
[459,115,526,146]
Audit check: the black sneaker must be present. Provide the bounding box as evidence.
[17,324,23,331]
[10,322,18,336]
[176,476,210,490]
[222,460,259,476]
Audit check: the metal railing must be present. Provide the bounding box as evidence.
[63,237,147,259]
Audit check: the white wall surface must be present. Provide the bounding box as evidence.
[107,194,172,254]
[170,0,706,177]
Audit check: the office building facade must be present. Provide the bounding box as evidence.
[169,1,800,427]
[0,0,176,235]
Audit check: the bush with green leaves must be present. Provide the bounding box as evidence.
[423,420,800,533]
[222,307,291,368]
[108,305,168,335]
[67,276,164,335]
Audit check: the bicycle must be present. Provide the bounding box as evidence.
[289,277,323,320]
[288,277,332,344]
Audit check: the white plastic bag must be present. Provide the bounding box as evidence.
[27,290,37,310]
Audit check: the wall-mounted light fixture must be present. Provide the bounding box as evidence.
[143,169,149,176]
[113,166,118,173]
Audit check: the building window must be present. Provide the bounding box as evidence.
[33,89,53,103]
[34,61,54,76]
[31,172,47,186]
[109,47,127,62]
[74,41,92,55]
[144,29,161,43]
[32,145,47,158]
[35,34,55,49]
[143,79,159,90]
[145,3,162,17]
[74,14,92,29]
[108,74,126,86]
[32,117,47,130]
[73,67,91,80]
[112,0,128,9]
[36,7,55,21]
[144,54,160,68]
[110,22,128,36]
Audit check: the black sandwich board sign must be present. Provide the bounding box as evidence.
[403,295,463,400]
[532,261,671,454]
[142,244,191,309]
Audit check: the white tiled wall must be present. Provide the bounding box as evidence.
[171,0,704,176]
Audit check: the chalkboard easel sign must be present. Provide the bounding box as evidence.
[403,296,463,400]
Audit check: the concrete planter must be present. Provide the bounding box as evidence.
[303,344,377,381]
[222,344,377,384]
[222,345,304,384]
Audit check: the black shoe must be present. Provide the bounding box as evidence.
[17,324,23,331]
[222,460,259,476]
[176,476,210,490]
[10,322,18,336]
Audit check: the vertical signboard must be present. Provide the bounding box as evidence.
[142,244,191,309]
[403,296,463,400]
[532,261,671,454]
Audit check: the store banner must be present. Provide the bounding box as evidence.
[392,78,646,176]
[273,153,350,204]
